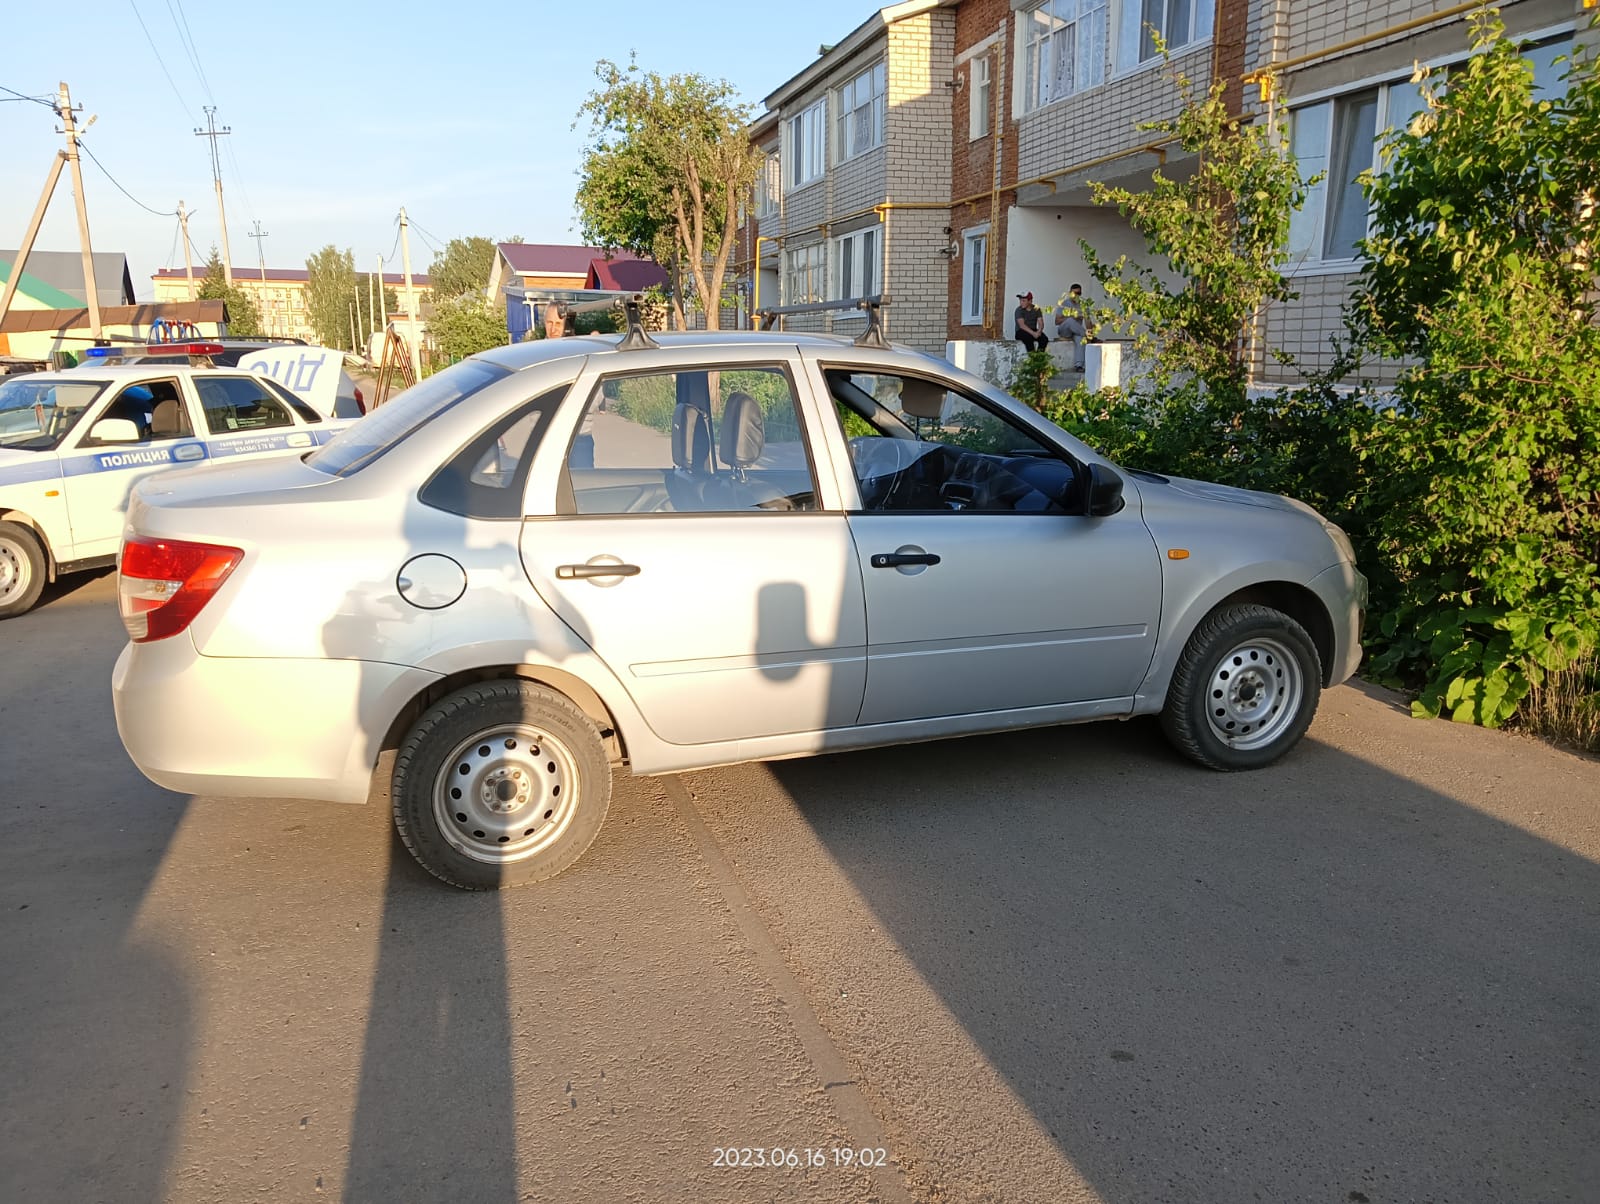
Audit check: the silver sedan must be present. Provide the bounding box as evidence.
[112,330,1366,889]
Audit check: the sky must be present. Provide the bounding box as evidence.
[2,0,881,301]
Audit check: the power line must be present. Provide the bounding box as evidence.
[77,139,177,216]
[127,0,194,119]
[163,0,215,105]
[0,83,55,108]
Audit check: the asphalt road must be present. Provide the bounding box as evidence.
[2,571,1596,1204]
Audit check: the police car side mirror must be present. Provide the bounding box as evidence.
[90,418,141,444]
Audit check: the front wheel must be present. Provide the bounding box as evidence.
[1161,604,1322,771]
[0,521,47,619]
[391,680,612,889]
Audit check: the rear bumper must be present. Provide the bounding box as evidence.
[112,636,440,805]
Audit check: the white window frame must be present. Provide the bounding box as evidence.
[784,243,826,304]
[969,53,993,139]
[835,61,887,163]
[961,225,989,326]
[755,153,780,218]
[830,226,881,300]
[1023,0,1109,112]
[785,101,827,191]
[1115,0,1213,76]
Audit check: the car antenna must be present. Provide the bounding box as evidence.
[753,295,890,349]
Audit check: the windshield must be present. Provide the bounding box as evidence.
[0,376,109,450]
[306,359,510,477]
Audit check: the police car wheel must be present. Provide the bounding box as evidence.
[0,522,47,619]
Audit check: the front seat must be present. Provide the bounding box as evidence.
[704,392,790,511]
[664,401,713,512]
[150,398,186,438]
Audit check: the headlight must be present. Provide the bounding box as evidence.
[1322,520,1357,565]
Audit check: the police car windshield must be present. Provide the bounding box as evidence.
[0,377,109,450]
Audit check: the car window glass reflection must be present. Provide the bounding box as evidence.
[564,366,818,515]
[824,369,1076,515]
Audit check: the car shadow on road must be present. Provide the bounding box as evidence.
[766,717,1600,1202]
[0,581,194,1203]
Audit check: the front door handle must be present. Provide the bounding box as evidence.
[870,552,941,569]
[556,562,642,580]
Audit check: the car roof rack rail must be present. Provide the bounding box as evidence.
[549,293,658,350]
[753,295,890,349]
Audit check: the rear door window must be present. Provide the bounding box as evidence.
[195,376,295,435]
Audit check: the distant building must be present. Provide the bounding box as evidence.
[486,243,668,341]
[2,249,136,311]
[150,267,433,344]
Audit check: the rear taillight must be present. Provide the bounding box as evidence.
[118,536,243,643]
[354,386,366,414]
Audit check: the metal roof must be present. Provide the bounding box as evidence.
[0,250,137,308]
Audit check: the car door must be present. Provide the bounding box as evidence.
[519,354,867,746]
[193,374,320,460]
[809,359,1163,727]
[60,375,209,559]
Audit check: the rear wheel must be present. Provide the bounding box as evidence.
[0,521,47,619]
[1161,603,1322,771]
[391,680,612,890]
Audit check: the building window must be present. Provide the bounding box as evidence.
[836,62,886,162]
[970,53,992,139]
[1025,0,1108,110]
[786,101,826,190]
[755,153,780,218]
[1116,0,1212,73]
[831,226,880,299]
[961,227,988,326]
[784,243,825,304]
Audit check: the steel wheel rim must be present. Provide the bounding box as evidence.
[1204,635,1304,751]
[0,536,31,606]
[432,723,581,865]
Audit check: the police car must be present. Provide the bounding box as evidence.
[0,347,350,617]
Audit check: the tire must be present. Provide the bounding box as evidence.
[0,521,47,620]
[1160,603,1323,771]
[391,680,612,890]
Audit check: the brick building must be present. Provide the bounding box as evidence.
[736,0,958,354]
[740,0,1593,386]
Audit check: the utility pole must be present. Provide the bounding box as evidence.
[57,83,103,339]
[348,302,358,355]
[178,201,196,299]
[0,152,66,331]
[195,106,233,286]
[366,268,375,358]
[247,219,269,335]
[354,277,364,352]
[377,253,388,330]
[399,207,421,380]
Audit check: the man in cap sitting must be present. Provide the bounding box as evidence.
[1013,292,1048,352]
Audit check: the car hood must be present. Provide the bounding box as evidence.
[1129,469,1319,518]
[0,445,59,481]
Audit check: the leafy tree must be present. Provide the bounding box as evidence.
[196,249,262,337]
[430,295,505,362]
[427,236,497,301]
[1351,10,1600,728]
[576,58,761,331]
[1079,65,1316,401]
[304,245,358,350]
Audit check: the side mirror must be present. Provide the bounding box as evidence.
[89,417,141,444]
[1081,461,1125,517]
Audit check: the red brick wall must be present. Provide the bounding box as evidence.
[947,0,1018,342]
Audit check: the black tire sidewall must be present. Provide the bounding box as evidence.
[1165,605,1322,771]
[0,521,47,619]
[391,681,611,889]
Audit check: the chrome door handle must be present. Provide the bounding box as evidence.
[870,552,940,568]
[556,562,641,580]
